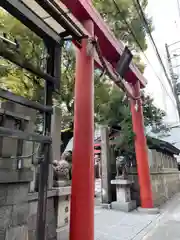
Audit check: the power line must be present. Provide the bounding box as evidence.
[133,0,180,120]
[112,0,177,108]
[132,0,173,93]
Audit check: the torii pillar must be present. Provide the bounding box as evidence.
[130,81,153,209]
[70,15,94,240]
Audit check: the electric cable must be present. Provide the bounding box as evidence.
[112,0,177,109]
[132,0,173,92]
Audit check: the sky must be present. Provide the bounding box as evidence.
[144,0,180,124]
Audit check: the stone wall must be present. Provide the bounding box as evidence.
[0,184,71,240]
[28,188,71,240]
[0,102,71,240]
[28,191,57,240]
[0,181,31,239]
[129,149,180,207]
[56,188,71,240]
[0,102,35,239]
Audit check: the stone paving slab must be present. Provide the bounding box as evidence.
[143,221,180,240]
[94,194,180,240]
[141,194,180,240]
[94,207,159,240]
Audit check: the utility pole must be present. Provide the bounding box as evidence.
[165,43,180,120]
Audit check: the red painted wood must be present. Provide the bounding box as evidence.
[130,81,153,208]
[60,0,146,87]
[70,19,94,240]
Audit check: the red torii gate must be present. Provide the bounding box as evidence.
[60,0,153,239]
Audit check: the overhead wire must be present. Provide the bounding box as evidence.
[132,0,173,92]
[112,0,177,109]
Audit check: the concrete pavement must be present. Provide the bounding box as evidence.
[94,193,180,240]
[94,206,160,240]
[142,193,180,240]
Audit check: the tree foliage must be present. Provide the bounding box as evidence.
[93,0,153,72]
[0,10,45,100]
[93,0,153,52]
[0,5,167,158]
[95,86,168,156]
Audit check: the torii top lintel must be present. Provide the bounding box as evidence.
[60,0,147,88]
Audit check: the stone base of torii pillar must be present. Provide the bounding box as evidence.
[111,178,136,212]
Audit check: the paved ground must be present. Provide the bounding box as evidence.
[94,206,160,240]
[94,193,180,240]
[142,193,180,240]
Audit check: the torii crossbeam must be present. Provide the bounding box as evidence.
[59,1,153,240]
